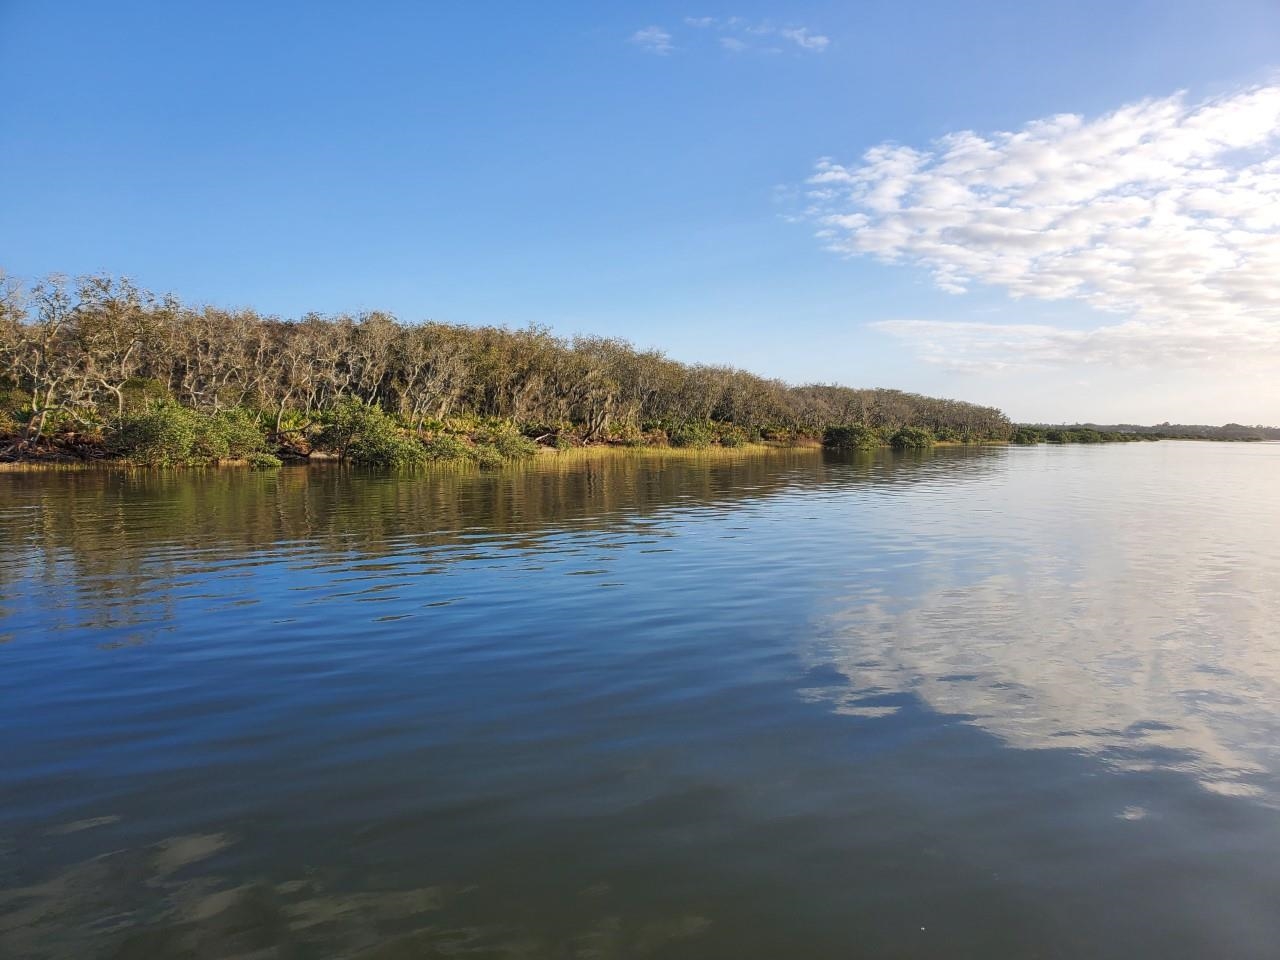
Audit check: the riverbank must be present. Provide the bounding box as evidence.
[0,439,828,472]
[9,431,1271,472]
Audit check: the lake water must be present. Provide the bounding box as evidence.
[3,442,1279,959]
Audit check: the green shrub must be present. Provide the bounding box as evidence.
[109,402,272,465]
[246,451,283,469]
[274,409,311,435]
[488,429,538,459]
[1045,428,1104,444]
[608,423,646,447]
[669,421,713,448]
[192,422,231,461]
[317,399,425,467]
[472,444,505,469]
[890,426,935,449]
[422,433,473,462]
[416,415,448,435]
[1012,426,1044,445]
[715,424,749,447]
[209,408,270,459]
[760,426,796,444]
[467,421,539,459]
[110,401,202,464]
[823,424,881,450]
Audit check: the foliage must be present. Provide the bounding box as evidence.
[422,433,473,462]
[23,271,1275,466]
[606,423,647,447]
[210,408,270,459]
[714,423,749,447]
[668,421,714,448]
[0,404,20,440]
[110,401,204,465]
[1045,428,1103,444]
[5,270,1274,465]
[107,402,271,465]
[120,377,170,412]
[0,274,1018,447]
[823,424,881,450]
[0,386,22,440]
[316,399,425,467]
[890,426,935,449]
[246,452,283,469]
[472,444,506,469]
[473,421,538,459]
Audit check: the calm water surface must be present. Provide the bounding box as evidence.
[2,443,1279,958]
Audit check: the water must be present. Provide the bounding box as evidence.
[2,443,1279,959]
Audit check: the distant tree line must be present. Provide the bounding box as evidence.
[0,274,1013,464]
[1014,423,1280,444]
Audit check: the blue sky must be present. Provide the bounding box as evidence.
[3,1,1279,423]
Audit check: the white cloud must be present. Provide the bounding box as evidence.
[632,18,828,56]
[805,84,1280,370]
[780,27,830,51]
[630,26,673,55]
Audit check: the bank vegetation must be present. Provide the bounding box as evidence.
[0,274,1019,467]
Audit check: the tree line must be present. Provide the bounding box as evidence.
[0,273,1014,462]
[1020,422,1280,442]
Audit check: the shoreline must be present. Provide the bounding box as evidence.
[0,441,825,472]
[10,436,1268,473]
[0,438,1039,473]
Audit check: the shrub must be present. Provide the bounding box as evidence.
[192,421,231,461]
[1011,426,1044,445]
[608,423,647,447]
[487,428,538,459]
[317,399,425,467]
[472,444,506,469]
[715,424,749,447]
[110,401,202,464]
[109,402,273,465]
[823,425,881,450]
[890,426,935,449]
[1045,428,1104,444]
[422,433,472,462]
[246,451,283,469]
[760,426,795,444]
[206,408,270,459]
[669,421,713,448]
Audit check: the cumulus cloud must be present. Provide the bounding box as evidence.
[630,26,673,55]
[805,84,1280,369]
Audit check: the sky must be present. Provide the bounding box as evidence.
[2,0,1279,424]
